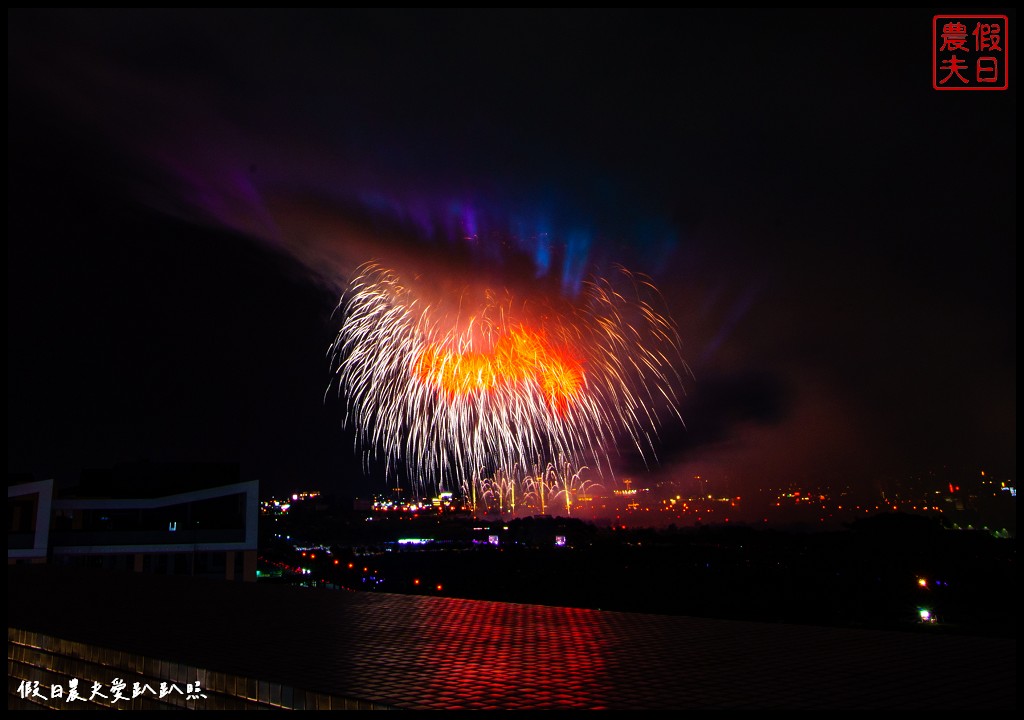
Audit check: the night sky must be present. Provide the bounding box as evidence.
[8,9,1016,501]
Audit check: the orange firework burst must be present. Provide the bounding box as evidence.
[414,328,584,414]
[328,261,687,503]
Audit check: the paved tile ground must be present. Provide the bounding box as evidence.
[7,565,1016,710]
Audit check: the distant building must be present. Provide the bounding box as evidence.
[7,462,258,581]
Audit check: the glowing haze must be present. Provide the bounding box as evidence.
[10,10,1013,507]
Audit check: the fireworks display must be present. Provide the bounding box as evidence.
[328,261,687,514]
